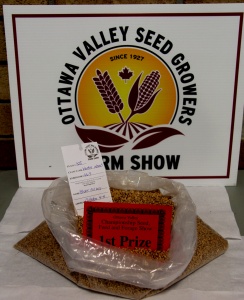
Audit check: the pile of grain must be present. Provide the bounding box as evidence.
[14,217,228,300]
[14,188,228,299]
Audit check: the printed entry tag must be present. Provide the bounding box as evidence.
[62,142,112,216]
[83,201,173,251]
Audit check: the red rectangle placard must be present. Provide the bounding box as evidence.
[83,201,172,251]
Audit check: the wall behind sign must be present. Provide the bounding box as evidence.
[0,0,244,170]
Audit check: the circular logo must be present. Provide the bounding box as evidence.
[74,46,183,151]
[84,144,99,159]
[76,46,178,134]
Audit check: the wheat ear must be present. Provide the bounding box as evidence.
[93,70,124,123]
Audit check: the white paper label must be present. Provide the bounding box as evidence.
[61,142,112,215]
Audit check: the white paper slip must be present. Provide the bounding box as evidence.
[61,142,112,216]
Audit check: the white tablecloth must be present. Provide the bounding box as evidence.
[0,186,244,299]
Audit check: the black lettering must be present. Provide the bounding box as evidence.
[57,97,71,105]
[119,26,129,41]
[111,237,116,246]
[59,72,74,85]
[131,155,181,170]
[105,237,116,246]
[65,63,79,75]
[166,155,180,169]
[145,240,151,248]
[57,87,71,96]
[139,239,145,247]
[181,73,194,84]
[102,155,124,170]
[160,40,173,54]
[183,97,197,105]
[176,62,190,75]
[144,30,155,46]
[106,238,111,245]
[111,156,123,170]
[154,155,165,170]
[181,106,195,116]
[171,53,184,66]
[73,47,86,60]
[83,41,96,56]
[102,156,109,169]
[135,27,145,43]
[120,236,129,246]
[62,115,75,125]
[100,31,110,45]
[183,84,197,95]
[130,155,140,170]
[141,155,153,170]
[109,27,119,43]
[91,35,103,49]
[179,115,192,125]
[152,34,165,50]
[58,107,72,115]
[110,54,127,61]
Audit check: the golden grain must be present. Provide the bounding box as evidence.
[14,189,228,300]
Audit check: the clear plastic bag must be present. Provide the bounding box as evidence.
[41,170,197,290]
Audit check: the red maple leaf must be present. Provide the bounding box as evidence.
[119,67,133,83]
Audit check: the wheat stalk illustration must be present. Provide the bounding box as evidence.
[77,69,181,149]
[126,71,161,123]
[93,70,125,123]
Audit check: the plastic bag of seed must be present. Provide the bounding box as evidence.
[41,170,197,290]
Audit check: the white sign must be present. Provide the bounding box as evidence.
[3,4,244,187]
[62,142,112,216]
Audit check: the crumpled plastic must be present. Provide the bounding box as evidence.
[41,170,197,290]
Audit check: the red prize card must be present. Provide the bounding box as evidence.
[83,201,172,251]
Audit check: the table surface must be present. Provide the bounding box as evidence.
[0,170,244,235]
